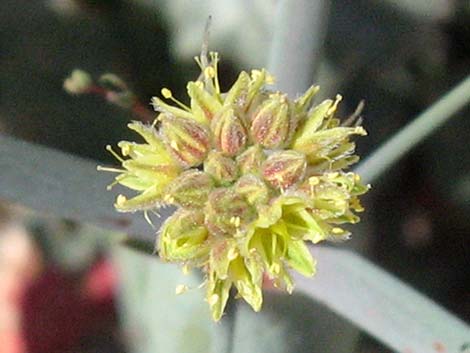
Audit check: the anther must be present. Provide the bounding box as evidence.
[175,284,189,295]
[208,294,219,305]
[116,194,127,206]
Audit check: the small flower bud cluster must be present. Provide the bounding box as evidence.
[102,52,369,321]
[63,69,93,94]
[64,70,154,122]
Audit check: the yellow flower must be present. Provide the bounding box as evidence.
[101,51,369,321]
[99,122,181,212]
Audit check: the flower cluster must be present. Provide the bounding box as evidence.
[102,52,369,321]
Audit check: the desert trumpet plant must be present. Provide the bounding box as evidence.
[100,52,369,321]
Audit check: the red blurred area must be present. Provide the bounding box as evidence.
[0,224,119,353]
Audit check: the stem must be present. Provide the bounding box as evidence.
[267,0,330,97]
[355,75,470,183]
[131,101,155,123]
[87,85,155,123]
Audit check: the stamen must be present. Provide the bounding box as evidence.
[160,88,191,111]
[342,100,365,127]
[106,180,119,191]
[161,88,172,99]
[204,66,215,78]
[209,52,221,94]
[309,176,319,195]
[144,210,155,228]
[194,56,204,71]
[106,145,124,162]
[272,234,277,255]
[164,194,175,204]
[227,248,238,260]
[116,194,127,206]
[327,172,339,179]
[265,73,276,85]
[229,216,241,227]
[170,140,179,151]
[308,176,320,185]
[271,263,281,274]
[97,165,125,173]
[175,284,189,295]
[251,69,262,80]
[234,216,240,228]
[150,209,162,218]
[332,227,344,234]
[327,94,342,116]
[182,264,191,275]
[208,294,219,305]
[354,126,367,135]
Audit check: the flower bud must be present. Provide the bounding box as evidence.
[294,85,320,113]
[292,99,334,149]
[211,108,247,156]
[98,74,136,109]
[250,93,289,148]
[223,71,250,107]
[246,69,274,107]
[291,95,367,157]
[235,174,270,205]
[117,141,171,167]
[293,125,367,157]
[164,170,214,208]
[236,145,266,175]
[63,69,92,95]
[99,73,129,92]
[151,96,194,120]
[160,115,210,167]
[158,209,209,264]
[126,122,171,156]
[262,150,306,190]
[187,81,222,123]
[205,188,255,237]
[204,151,238,186]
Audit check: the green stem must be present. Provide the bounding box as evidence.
[356,75,470,183]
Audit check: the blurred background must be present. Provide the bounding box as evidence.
[0,0,469,352]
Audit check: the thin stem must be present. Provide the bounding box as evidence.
[131,101,155,123]
[87,85,155,123]
[355,75,470,183]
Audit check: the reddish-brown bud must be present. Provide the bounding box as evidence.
[236,145,266,175]
[158,209,209,264]
[262,150,307,190]
[211,108,247,156]
[250,93,289,148]
[204,151,239,186]
[163,169,214,208]
[235,174,270,205]
[160,115,210,167]
[205,188,255,237]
